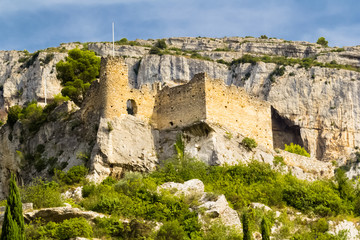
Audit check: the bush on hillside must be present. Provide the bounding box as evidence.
[155,39,167,49]
[317,37,328,47]
[284,143,310,157]
[56,48,100,105]
[55,217,93,240]
[55,165,88,185]
[242,137,258,150]
[21,178,62,209]
[7,105,23,127]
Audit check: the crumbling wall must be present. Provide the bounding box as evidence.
[100,57,156,122]
[152,73,207,129]
[205,76,273,149]
[100,57,273,150]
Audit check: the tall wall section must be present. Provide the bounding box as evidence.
[152,73,207,129]
[100,57,156,121]
[204,77,273,149]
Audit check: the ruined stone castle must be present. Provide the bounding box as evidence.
[98,57,274,149]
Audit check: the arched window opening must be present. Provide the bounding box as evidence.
[126,99,137,115]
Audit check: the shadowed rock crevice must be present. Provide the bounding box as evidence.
[271,107,304,150]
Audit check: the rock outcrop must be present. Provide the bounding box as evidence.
[158,179,241,229]
[328,220,359,240]
[89,116,158,183]
[24,206,107,223]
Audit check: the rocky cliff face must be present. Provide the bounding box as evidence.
[1,37,360,196]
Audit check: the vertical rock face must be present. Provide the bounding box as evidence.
[0,51,65,112]
[89,116,158,183]
[136,55,230,87]
[230,62,360,162]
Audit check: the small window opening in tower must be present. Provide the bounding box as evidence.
[126,99,137,115]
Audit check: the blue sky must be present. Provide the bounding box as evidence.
[0,0,359,52]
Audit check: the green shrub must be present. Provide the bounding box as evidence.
[242,212,251,240]
[21,178,62,209]
[317,37,328,47]
[55,165,88,185]
[55,217,93,240]
[242,137,257,150]
[260,35,268,39]
[261,217,271,240]
[203,221,241,240]
[93,217,124,237]
[43,53,54,64]
[17,101,47,132]
[149,47,163,55]
[269,66,285,82]
[56,48,100,105]
[115,38,128,45]
[155,39,167,49]
[273,156,285,167]
[334,169,355,201]
[7,105,23,127]
[284,143,310,157]
[155,220,187,240]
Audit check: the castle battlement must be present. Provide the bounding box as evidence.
[100,57,273,149]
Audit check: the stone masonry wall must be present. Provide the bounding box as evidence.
[100,57,156,122]
[152,73,207,129]
[205,77,273,149]
[100,57,273,149]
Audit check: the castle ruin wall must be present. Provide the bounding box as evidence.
[204,77,273,149]
[152,73,207,129]
[100,57,156,122]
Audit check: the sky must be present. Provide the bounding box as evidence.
[0,0,360,52]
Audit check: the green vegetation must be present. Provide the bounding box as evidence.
[242,212,251,240]
[6,94,70,132]
[269,65,286,82]
[18,134,360,239]
[231,54,360,72]
[21,178,62,209]
[261,217,270,240]
[7,105,23,127]
[155,39,167,49]
[55,165,88,185]
[149,46,163,55]
[284,143,310,157]
[25,217,93,240]
[241,137,257,150]
[56,48,100,105]
[273,155,285,167]
[21,154,360,239]
[317,37,329,47]
[42,53,55,64]
[1,174,25,240]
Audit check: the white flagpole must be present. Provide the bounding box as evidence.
[112,22,115,57]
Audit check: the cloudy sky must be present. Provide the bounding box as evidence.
[0,0,359,52]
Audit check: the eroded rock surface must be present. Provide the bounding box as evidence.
[158,179,241,229]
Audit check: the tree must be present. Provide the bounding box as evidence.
[242,212,251,240]
[317,37,328,47]
[7,105,23,128]
[56,48,100,105]
[1,174,25,240]
[261,217,270,240]
[155,39,167,49]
